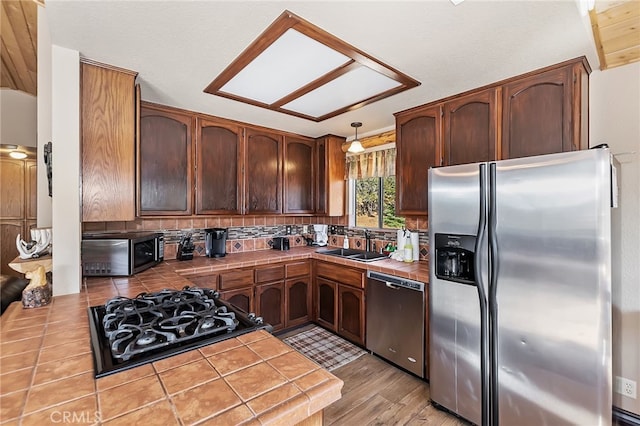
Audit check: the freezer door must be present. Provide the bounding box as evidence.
[492,149,612,425]
[429,162,487,426]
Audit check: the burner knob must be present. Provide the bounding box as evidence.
[247,313,256,320]
[254,316,264,325]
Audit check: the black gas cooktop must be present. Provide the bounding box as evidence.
[88,287,271,378]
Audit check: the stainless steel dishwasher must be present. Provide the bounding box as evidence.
[366,270,425,378]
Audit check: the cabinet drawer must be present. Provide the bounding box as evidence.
[185,273,218,289]
[219,269,254,290]
[316,262,364,289]
[255,265,285,284]
[286,261,310,278]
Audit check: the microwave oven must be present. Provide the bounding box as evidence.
[82,232,164,277]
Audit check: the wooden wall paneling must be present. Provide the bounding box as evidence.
[0,159,25,219]
[25,160,37,220]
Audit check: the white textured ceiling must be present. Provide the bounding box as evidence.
[44,0,598,139]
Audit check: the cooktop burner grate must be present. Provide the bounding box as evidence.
[88,286,271,378]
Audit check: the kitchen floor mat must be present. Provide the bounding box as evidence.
[282,326,367,372]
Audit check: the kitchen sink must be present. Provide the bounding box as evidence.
[317,248,389,262]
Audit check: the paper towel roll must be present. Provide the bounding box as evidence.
[397,229,405,251]
[411,232,420,261]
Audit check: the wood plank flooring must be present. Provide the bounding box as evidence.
[325,353,467,426]
[277,325,467,425]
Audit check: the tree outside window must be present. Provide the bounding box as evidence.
[354,176,405,229]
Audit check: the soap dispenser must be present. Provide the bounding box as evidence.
[343,234,349,249]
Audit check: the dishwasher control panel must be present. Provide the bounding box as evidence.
[367,271,424,292]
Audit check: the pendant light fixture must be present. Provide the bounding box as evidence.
[347,122,365,153]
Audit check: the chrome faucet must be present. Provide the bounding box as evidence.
[364,229,372,252]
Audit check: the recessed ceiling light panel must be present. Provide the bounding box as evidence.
[204,10,420,122]
[220,29,350,105]
[282,65,402,119]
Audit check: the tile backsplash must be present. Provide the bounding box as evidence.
[82,215,429,261]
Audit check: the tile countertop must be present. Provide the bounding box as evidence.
[0,298,342,425]
[0,246,426,425]
[170,246,430,284]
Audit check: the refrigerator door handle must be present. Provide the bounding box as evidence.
[475,163,491,426]
[488,162,500,425]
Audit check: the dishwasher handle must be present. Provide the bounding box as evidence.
[386,282,401,290]
[367,271,424,292]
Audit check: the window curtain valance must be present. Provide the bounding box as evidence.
[346,147,396,180]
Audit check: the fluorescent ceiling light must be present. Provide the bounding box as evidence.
[220,29,350,105]
[282,65,402,118]
[204,10,420,122]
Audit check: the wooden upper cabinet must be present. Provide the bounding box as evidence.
[244,128,283,215]
[395,105,442,216]
[138,104,193,215]
[196,118,243,215]
[284,136,314,214]
[502,58,589,159]
[1,159,25,219]
[444,88,499,166]
[315,135,346,216]
[81,60,137,222]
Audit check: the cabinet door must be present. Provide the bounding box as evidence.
[286,277,311,328]
[219,288,253,314]
[338,285,365,346]
[0,159,25,219]
[256,282,284,331]
[502,66,573,159]
[81,61,137,222]
[25,160,37,220]
[395,105,442,216]
[314,135,346,216]
[196,118,243,214]
[0,220,22,277]
[444,88,499,166]
[284,136,314,214]
[139,105,193,215]
[315,277,337,332]
[244,128,283,214]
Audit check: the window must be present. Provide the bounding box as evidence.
[353,176,405,229]
[346,145,404,230]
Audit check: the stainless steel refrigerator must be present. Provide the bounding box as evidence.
[428,148,617,425]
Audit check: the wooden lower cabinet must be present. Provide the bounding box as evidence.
[315,277,337,332]
[337,286,365,346]
[219,287,253,314]
[285,277,311,328]
[314,261,366,346]
[256,282,285,331]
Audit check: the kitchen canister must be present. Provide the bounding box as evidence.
[410,232,420,261]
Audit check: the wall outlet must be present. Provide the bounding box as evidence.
[615,376,637,399]
[286,225,292,235]
[302,225,308,233]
